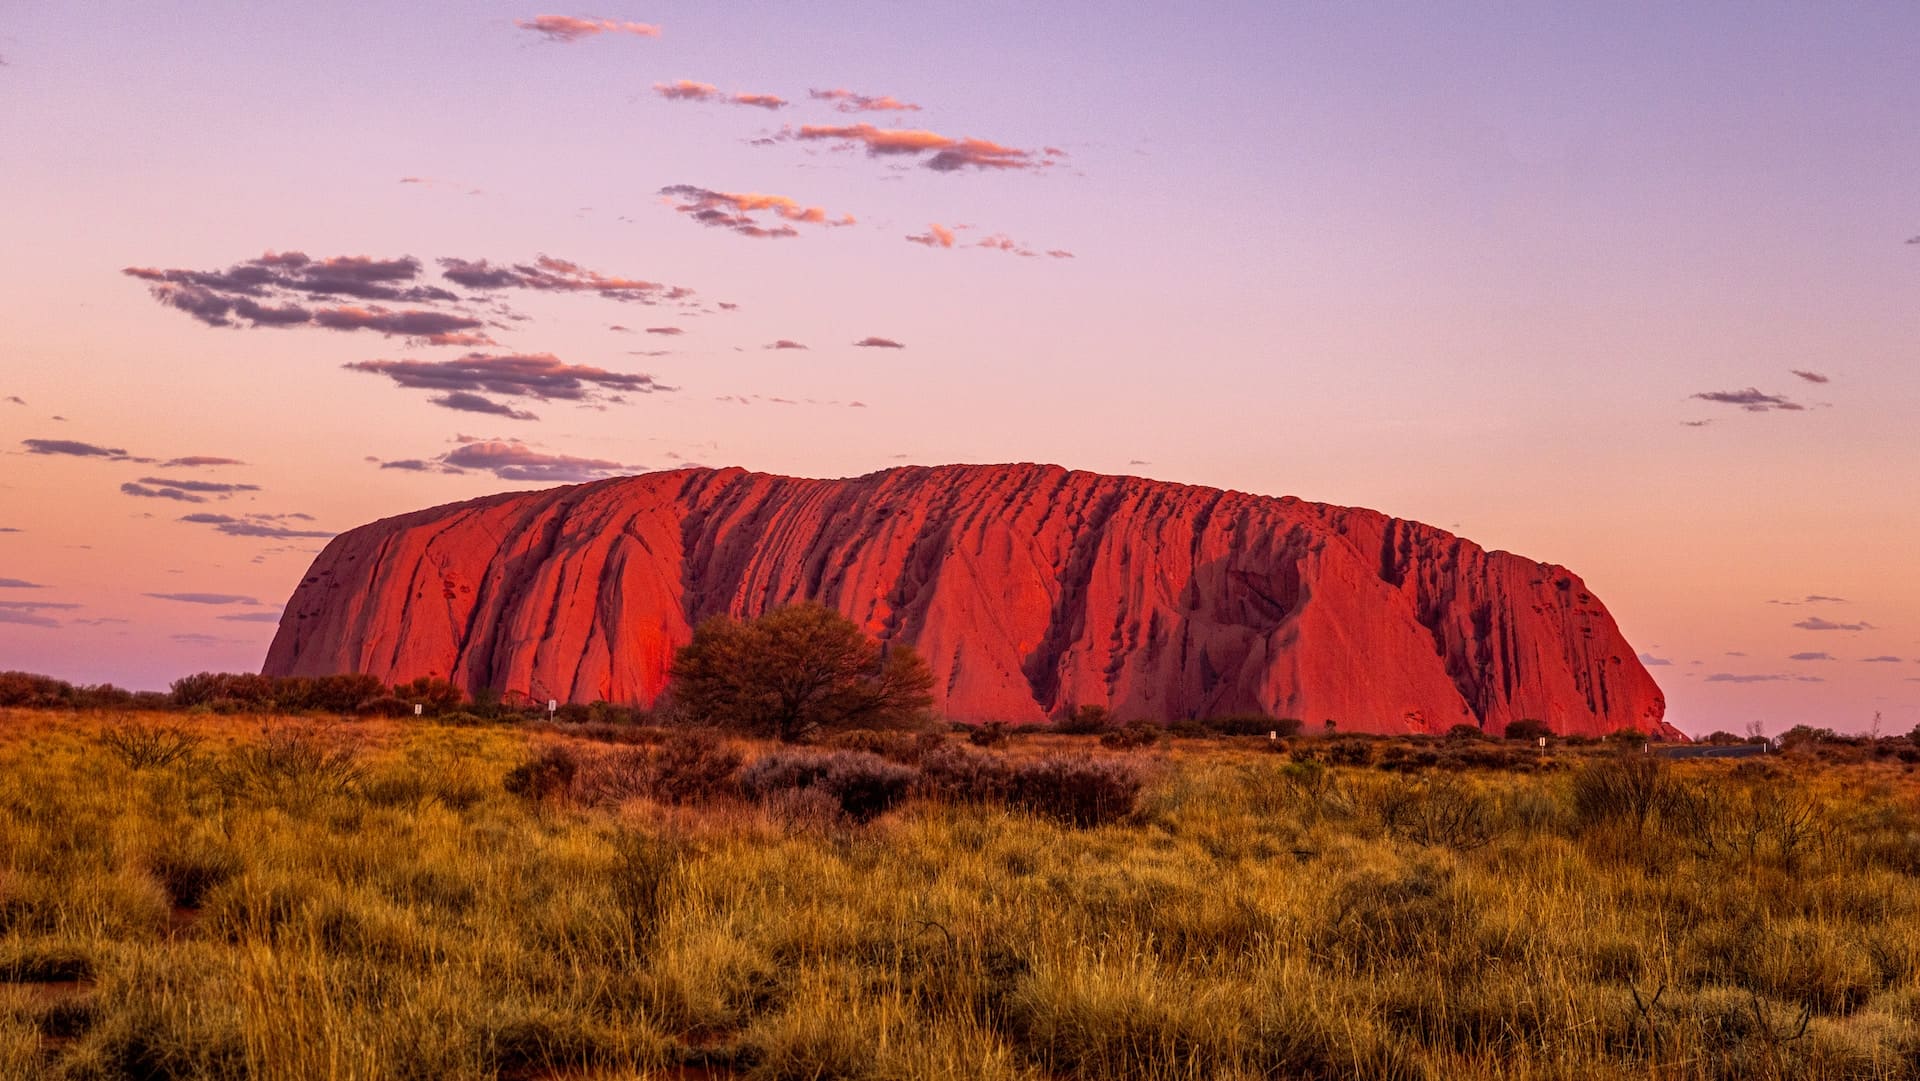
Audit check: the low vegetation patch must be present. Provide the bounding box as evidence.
[1,708,1918,1080]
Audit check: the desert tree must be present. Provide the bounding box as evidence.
[668,602,935,741]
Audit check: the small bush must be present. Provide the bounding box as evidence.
[1571,753,1676,836]
[1504,718,1553,742]
[915,743,1015,803]
[355,695,413,718]
[968,721,1011,747]
[1052,705,1113,735]
[1010,754,1143,827]
[1099,720,1161,751]
[1203,713,1302,738]
[739,750,915,823]
[225,724,365,800]
[1325,737,1375,767]
[504,744,581,802]
[647,730,743,805]
[146,841,243,908]
[1370,775,1503,850]
[99,721,202,770]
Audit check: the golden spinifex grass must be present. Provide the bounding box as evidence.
[1,712,1919,1080]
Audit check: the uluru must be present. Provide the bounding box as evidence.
[263,463,1673,738]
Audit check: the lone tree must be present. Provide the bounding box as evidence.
[669,603,935,741]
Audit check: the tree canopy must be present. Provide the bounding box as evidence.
[668,603,935,741]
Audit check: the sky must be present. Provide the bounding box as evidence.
[2,3,1918,736]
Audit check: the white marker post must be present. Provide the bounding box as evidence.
[414,703,423,717]
[548,699,558,719]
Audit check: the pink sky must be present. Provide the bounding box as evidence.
[2,4,1918,736]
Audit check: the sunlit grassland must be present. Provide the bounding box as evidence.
[1,710,1919,1079]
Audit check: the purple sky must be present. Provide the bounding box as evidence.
[3,4,1918,735]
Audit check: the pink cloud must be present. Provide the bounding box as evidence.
[808,88,922,113]
[658,185,855,238]
[514,15,660,42]
[788,123,1054,171]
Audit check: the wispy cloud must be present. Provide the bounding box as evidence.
[1637,652,1673,666]
[1788,651,1834,661]
[0,578,43,589]
[136,476,260,496]
[854,336,904,349]
[436,438,643,482]
[1794,616,1874,631]
[765,340,808,350]
[429,391,540,420]
[905,221,1073,258]
[1864,655,1903,663]
[345,352,671,417]
[438,255,695,305]
[1790,369,1830,384]
[514,15,660,42]
[786,123,1062,171]
[1690,387,1804,412]
[121,482,206,503]
[808,88,922,113]
[1704,672,1826,683]
[23,438,153,463]
[218,610,286,624]
[658,185,855,238]
[143,591,260,606]
[160,455,246,468]
[124,251,492,339]
[177,513,334,540]
[653,80,787,110]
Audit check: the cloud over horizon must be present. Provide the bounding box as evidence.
[345,352,671,417]
[1794,616,1874,631]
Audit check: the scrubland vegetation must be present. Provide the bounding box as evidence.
[1,704,1919,1080]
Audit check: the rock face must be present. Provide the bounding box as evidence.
[264,464,1673,737]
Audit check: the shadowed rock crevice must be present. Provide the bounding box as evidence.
[263,464,1673,737]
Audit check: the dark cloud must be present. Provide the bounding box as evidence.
[514,15,660,42]
[0,578,43,589]
[658,185,855,239]
[1788,651,1834,661]
[376,458,462,474]
[437,438,642,483]
[652,80,788,109]
[429,391,539,420]
[217,611,286,624]
[1790,369,1830,384]
[808,88,922,113]
[345,353,671,415]
[1704,673,1826,683]
[4,396,23,405]
[120,482,206,503]
[23,438,150,462]
[1690,387,1804,412]
[123,252,500,338]
[787,123,1059,172]
[645,326,684,336]
[135,476,260,495]
[309,305,485,337]
[143,592,259,605]
[437,255,696,305]
[854,336,905,349]
[1794,617,1874,631]
[160,455,246,468]
[0,528,20,534]
[0,608,59,628]
[765,340,808,350]
[1637,652,1673,666]
[177,512,334,540]
[1864,655,1903,663]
